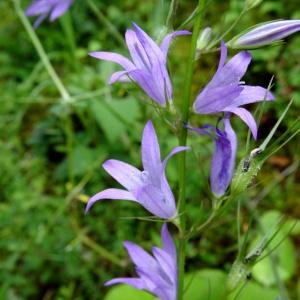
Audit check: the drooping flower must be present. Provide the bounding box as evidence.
[89,23,190,106]
[26,0,74,28]
[228,20,300,49]
[188,116,237,197]
[193,41,274,140]
[192,42,274,196]
[85,120,188,219]
[105,224,177,300]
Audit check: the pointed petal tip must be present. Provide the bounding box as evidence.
[123,240,131,248]
[84,201,93,214]
[88,51,100,58]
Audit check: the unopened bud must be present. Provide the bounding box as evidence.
[226,261,250,293]
[196,27,212,51]
[228,20,300,49]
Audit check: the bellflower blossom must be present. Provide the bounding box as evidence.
[229,20,300,49]
[105,224,177,300]
[193,41,274,139]
[26,0,74,28]
[89,23,190,106]
[192,42,274,196]
[188,116,237,197]
[85,121,189,219]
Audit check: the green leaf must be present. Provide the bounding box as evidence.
[228,281,279,300]
[184,269,227,300]
[251,211,297,286]
[104,285,156,300]
[90,97,140,144]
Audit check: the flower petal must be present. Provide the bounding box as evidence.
[124,241,158,273]
[85,188,137,213]
[193,84,243,114]
[26,0,50,16]
[225,107,258,139]
[105,277,145,289]
[216,40,228,74]
[152,247,175,284]
[103,159,142,190]
[131,23,172,103]
[160,30,191,60]
[161,224,176,265]
[210,117,237,197]
[162,146,190,170]
[125,29,151,70]
[213,50,252,86]
[89,51,135,71]
[50,0,73,21]
[133,183,176,219]
[141,120,162,186]
[109,70,130,84]
[230,85,275,106]
[129,69,166,105]
[33,14,48,28]
[131,23,163,64]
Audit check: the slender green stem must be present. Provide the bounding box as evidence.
[12,0,71,102]
[166,0,177,29]
[177,1,206,299]
[81,235,125,267]
[86,0,124,45]
[207,9,246,50]
[60,12,80,71]
[64,114,74,184]
[12,0,76,182]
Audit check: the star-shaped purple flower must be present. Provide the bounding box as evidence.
[89,23,190,106]
[193,41,274,139]
[86,120,189,219]
[105,224,177,300]
[26,0,74,28]
[192,42,274,196]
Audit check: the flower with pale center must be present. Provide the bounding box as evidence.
[86,120,189,219]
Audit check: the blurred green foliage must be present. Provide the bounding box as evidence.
[0,0,299,299]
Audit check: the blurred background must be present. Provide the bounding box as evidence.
[0,0,300,299]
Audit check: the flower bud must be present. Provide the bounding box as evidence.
[196,27,212,51]
[226,261,250,293]
[228,20,300,49]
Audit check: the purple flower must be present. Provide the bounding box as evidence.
[192,42,274,196]
[89,23,190,106]
[188,117,237,197]
[26,0,74,28]
[85,121,189,219]
[193,41,274,139]
[105,224,177,300]
[229,20,300,49]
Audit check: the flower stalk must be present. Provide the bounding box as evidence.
[12,0,71,102]
[177,0,206,299]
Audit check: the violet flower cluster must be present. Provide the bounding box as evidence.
[191,41,274,197]
[26,0,74,28]
[83,19,300,298]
